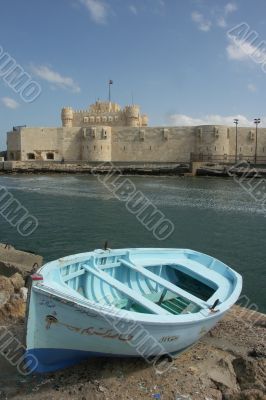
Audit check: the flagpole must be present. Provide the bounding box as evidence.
[108,80,113,103]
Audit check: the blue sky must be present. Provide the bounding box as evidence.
[0,0,266,149]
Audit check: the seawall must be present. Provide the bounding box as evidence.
[0,161,189,175]
[2,161,266,179]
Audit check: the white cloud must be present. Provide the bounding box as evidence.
[226,40,250,60]
[225,2,237,14]
[191,11,212,32]
[192,3,237,31]
[216,4,237,28]
[1,97,19,109]
[217,17,227,28]
[167,114,262,127]
[31,65,80,93]
[79,0,108,24]
[129,5,137,15]
[226,36,266,64]
[247,83,257,92]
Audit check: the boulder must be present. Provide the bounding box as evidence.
[0,276,14,306]
[0,243,43,278]
[3,293,26,320]
[20,287,28,301]
[10,272,25,291]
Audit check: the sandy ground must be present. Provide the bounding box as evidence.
[0,306,265,400]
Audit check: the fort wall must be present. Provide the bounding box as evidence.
[6,101,266,164]
[6,125,266,163]
[228,127,266,160]
[111,127,196,162]
[6,131,21,160]
[82,126,112,162]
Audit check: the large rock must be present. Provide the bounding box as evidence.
[10,273,25,291]
[0,275,27,321]
[3,292,27,320]
[0,276,14,306]
[0,243,43,278]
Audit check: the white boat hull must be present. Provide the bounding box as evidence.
[26,288,226,373]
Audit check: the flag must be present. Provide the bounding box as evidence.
[109,80,113,85]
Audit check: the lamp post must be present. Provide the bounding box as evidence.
[254,118,261,165]
[234,118,239,164]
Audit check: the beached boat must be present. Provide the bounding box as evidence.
[25,248,242,373]
[196,164,229,177]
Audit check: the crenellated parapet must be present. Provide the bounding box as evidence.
[61,101,148,128]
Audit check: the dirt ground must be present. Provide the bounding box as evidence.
[0,306,265,400]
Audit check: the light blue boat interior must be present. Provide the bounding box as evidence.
[41,248,239,316]
[26,248,242,373]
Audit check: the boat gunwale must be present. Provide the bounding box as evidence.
[33,248,242,325]
[32,283,230,326]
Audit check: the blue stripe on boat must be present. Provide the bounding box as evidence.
[24,346,190,373]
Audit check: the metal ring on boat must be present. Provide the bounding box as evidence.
[46,315,58,329]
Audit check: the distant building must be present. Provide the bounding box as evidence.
[6,100,266,163]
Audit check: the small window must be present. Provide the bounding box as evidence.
[249,131,255,140]
[46,153,54,160]
[150,146,152,150]
[27,153,35,160]
[214,146,216,151]
[124,146,126,151]
[163,128,169,140]
[83,117,89,123]
[10,152,14,160]
[94,145,96,150]
[139,130,145,141]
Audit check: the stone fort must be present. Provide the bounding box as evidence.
[6,100,266,163]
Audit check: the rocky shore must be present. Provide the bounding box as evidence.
[0,244,265,400]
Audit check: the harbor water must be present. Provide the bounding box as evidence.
[0,174,265,313]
